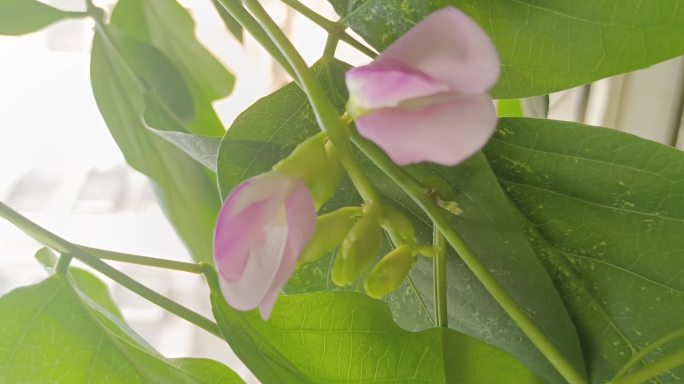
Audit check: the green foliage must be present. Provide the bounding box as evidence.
[216,60,585,383]
[89,0,233,263]
[484,118,684,383]
[0,271,243,384]
[149,129,222,173]
[207,269,541,384]
[211,0,244,42]
[0,0,85,36]
[329,0,684,98]
[111,0,234,135]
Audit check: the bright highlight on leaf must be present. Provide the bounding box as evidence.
[213,172,316,319]
[345,7,500,166]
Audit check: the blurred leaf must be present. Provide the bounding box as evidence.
[328,0,684,98]
[0,0,85,36]
[497,99,524,118]
[484,118,684,383]
[207,269,540,384]
[68,268,124,320]
[90,23,220,263]
[211,0,243,42]
[35,247,58,270]
[149,128,221,172]
[111,0,234,136]
[215,59,585,383]
[0,272,243,383]
[171,358,245,384]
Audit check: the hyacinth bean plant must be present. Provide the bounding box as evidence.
[0,0,683,383]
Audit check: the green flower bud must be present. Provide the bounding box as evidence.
[381,206,416,244]
[273,133,344,208]
[332,216,383,287]
[299,207,361,264]
[364,245,417,299]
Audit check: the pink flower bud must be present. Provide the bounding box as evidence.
[213,172,316,319]
[346,7,500,166]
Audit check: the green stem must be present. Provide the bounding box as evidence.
[433,227,448,327]
[55,253,74,275]
[65,11,89,18]
[214,0,297,81]
[279,0,377,58]
[243,0,378,206]
[323,34,339,60]
[79,245,205,274]
[608,348,684,384]
[0,202,221,339]
[349,131,586,384]
[240,4,585,382]
[613,326,684,380]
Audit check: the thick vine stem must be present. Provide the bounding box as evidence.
[215,0,297,80]
[0,202,221,338]
[433,227,448,327]
[233,2,586,382]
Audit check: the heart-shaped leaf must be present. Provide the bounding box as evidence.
[0,270,243,383]
[484,118,684,383]
[207,268,540,384]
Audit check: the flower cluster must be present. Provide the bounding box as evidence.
[214,7,499,319]
[346,7,499,166]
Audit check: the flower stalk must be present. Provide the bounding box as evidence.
[0,201,221,338]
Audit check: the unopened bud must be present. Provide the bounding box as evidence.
[332,216,383,286]
[299,207,361,264]
[274,133,343,208]
[364,245,417,299]
[381,206,415,244]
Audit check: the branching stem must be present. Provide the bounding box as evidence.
[0,202,221,339]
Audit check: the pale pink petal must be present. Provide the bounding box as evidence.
[376,7,499,94]
[214,174,295,282]
[214,198,272,282]
[258,181,316,319]
[346,63,449,110]
[355,94,497,166]
[219,205,289,311]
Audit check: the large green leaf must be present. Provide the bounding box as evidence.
[484,118,684,383]
[150,129,222,173]
[207,269,540,384]
[0,0,85,36]
[110,0,234,136]
[90,18,221,263]
[216,59,585,383]
[328,0,684,98]
[0,272,243,383]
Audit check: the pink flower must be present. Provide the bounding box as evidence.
[346,7,500,166]
[213,172,316,319]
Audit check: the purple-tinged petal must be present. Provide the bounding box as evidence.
[214,198,272,282]
[219,205,289,311]
[213,173,295,282]
[355,94,497,166]
[346,63,449,110]
[376,7,500,94]
[258,181,316,319]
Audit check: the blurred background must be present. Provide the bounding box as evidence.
[0,0,682,382]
